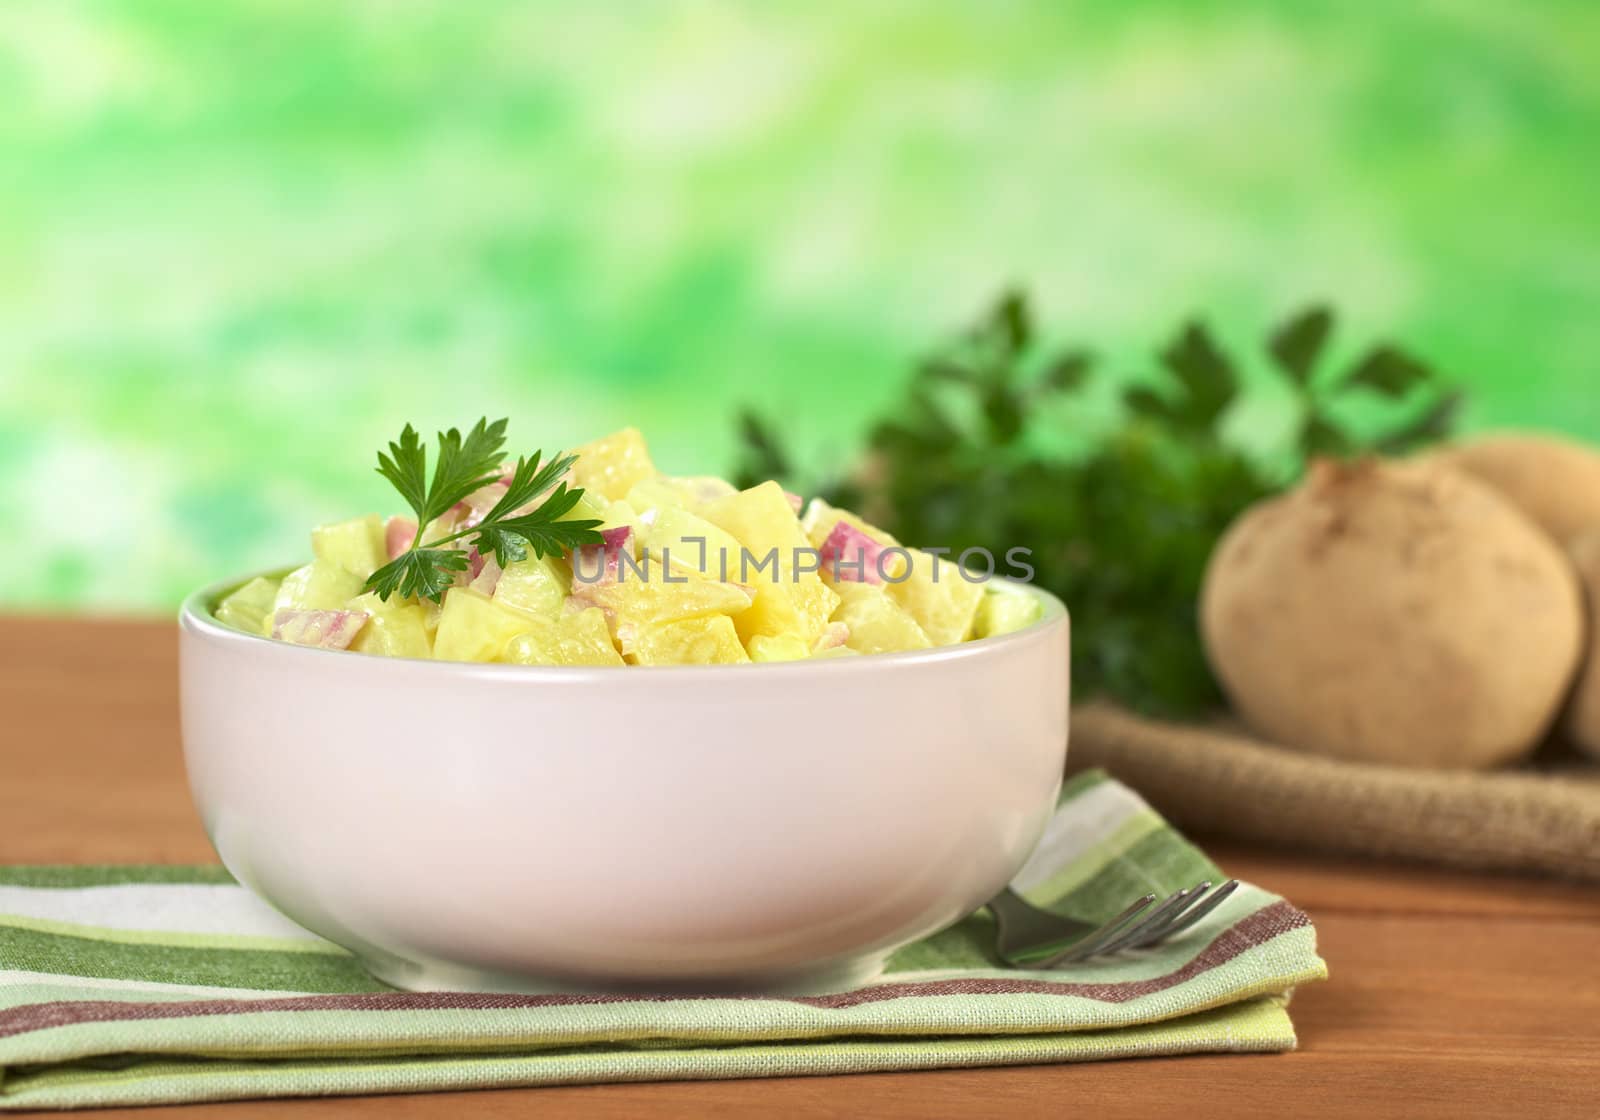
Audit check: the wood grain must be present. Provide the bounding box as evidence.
[2,615,1597,1118]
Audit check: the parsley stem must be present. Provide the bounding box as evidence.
[415,524,478,551]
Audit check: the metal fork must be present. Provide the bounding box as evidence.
[988,879,1240,968]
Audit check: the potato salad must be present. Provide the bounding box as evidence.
[214,428,1041,665]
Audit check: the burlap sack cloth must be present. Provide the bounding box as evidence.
[1068,703,1600,883]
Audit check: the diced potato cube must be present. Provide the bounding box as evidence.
[628,476,739,514]
[629,615,750,665]
[638,505,746,578]
[421,596,443,637]
[974,589,1043,639]
[747,634,811,662]
[667,475,738,508]
[702,482,839,646]
[626,478,689,514]
[312,515,387,579]
[215,576,281,636]
[832,582,932,655]
[494,555,569,617]
[886,550,985,646]
[572,427,658,502]
[347,592,434,659]
[504,607,625,667]
[574,570,755,643]
[431,587,545,663]
[274,561,366,615]
[557,488,610,527]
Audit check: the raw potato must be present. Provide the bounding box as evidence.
[1427,432,1600,760]
[1200,459,1584,769]
[1562,529,1600,761]
[1426,433,1600,548]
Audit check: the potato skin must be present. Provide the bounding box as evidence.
[1562,530,1600,761]
[1200,459,1584,769]
[1428,433,1600,548]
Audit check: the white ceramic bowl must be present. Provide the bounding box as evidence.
[179,574,1070,994]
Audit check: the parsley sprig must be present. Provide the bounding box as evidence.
[366,418,603,602]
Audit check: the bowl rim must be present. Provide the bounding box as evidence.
[180,567,1068,681]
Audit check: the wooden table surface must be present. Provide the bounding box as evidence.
[3,616,1597,1118]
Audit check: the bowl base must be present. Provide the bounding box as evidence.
[358,950,890,997]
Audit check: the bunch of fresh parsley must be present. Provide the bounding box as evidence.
[367,417,603,602]
[735,294,1460,716]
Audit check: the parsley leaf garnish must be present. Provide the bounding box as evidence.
[365,419,603,602]
[366,548,470,603]
[471,452,588,567]
[377,417,509,529]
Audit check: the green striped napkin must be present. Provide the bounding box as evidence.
[0,771,1326,1111]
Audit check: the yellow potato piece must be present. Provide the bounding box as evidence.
[701,482,839,646]
[630,615,750,665]
[571,427,658,502]
[494,555,569,617]
[215,576,280,636]
[274,560,366,614]
[311,514,387,579]
[832,582,932,655]
[637,505,746,578]
[432,587,547,663]
[625,477,689,514]
[886,551,985,647]
[347,592,434,659]
[627,475,739,514]
[747,634,811,662]
[556,488,609,528]
[574,569,754,637]
[504,607,624,667]
[974,589,1041,639]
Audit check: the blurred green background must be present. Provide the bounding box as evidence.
[2,1,1597,611]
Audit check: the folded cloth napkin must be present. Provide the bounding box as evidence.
[0,771,1326,1111]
